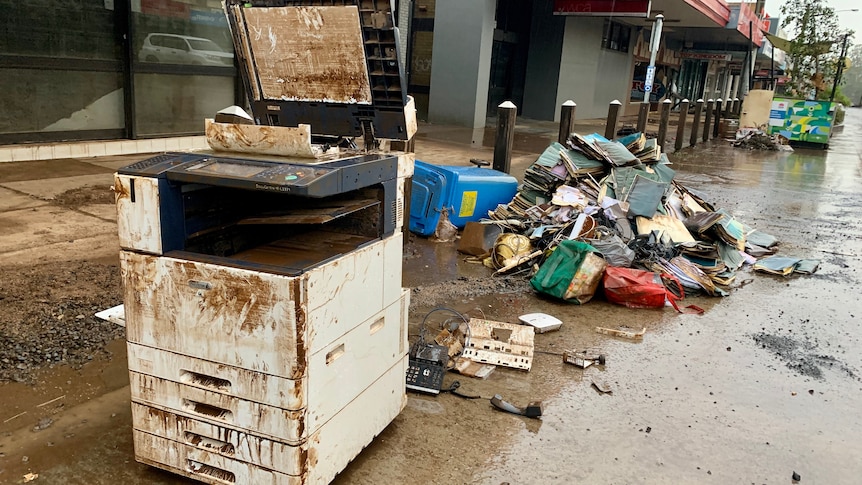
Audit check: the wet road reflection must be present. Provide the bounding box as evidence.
[392,109,862,485]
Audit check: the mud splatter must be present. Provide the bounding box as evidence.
[409,275,533,309]
[52,186,115,208]
[752,332,858,381]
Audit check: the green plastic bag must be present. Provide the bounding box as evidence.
[530,240,607,304]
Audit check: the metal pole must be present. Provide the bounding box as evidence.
[493,101,517,174]
[690,98,704,147]
[558,100,576,144]
[831,34,849,102]
[605,100,622,140]
[713,98,723,138]
[637,102,650,133]
[657,99,672,150]
[748,20,754,92]
[647,15,664,76]
[675,99,689,152]
[770,46,775,90]
[703,99,714,142]
[121,0,137,139]
[641,14,664,137]
[734,97,741,116]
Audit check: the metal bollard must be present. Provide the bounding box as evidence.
[734,97,742,116]
[725,98,734,118]
[493,101,517,174]
[637,101,650,134]
[675,99,689,152]
[690,99,704,147]
[703,99,714,143]
[605,100,622,140]
[558,100,576,144]
[713,98,723,139]
[657,99,672,150]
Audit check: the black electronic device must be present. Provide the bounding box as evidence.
[406,357,446,395]
[406,342,448,395]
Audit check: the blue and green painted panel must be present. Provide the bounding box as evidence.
[768,97,835,144]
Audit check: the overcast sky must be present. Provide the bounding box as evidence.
[765,0,862,39]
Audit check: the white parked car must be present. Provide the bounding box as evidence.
[139,33,233,66]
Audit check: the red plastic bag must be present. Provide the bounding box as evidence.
[603,267,667,309]
[603,267,703,314]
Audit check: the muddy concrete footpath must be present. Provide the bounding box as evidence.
[1,113,862,484]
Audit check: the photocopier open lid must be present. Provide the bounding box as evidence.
[224,0,413,141]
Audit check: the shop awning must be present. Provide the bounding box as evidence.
[763,31,834,55]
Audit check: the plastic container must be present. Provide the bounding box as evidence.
[409,160,518,236]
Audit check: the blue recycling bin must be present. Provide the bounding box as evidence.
[409,160,518,236]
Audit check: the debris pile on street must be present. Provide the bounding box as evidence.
[403,129,829,409]
[454,131,815,308]
[732,129,793,151]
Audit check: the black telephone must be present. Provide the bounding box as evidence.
[406,342,448,395]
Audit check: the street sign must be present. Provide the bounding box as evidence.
[644,65,655,93]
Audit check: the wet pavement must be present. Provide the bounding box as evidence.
[2,111,862,484]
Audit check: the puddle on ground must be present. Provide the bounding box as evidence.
[0,338,128,435]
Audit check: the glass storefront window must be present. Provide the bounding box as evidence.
[138,33,234,67]
[132,4,234,67]
[134,73,234,136]
[0,69,123,134]
[129,2,237,138]
[0,1,119,60]
[0,1,238,143]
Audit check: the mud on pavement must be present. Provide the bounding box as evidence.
[2,112,862,484]
[0,183,122,384]
[0,258,123,383]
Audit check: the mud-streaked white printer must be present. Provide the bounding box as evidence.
[115,1,415,483]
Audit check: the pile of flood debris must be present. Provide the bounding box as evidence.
[732,129,793,151]
[408,132,820,411]
[455,131,818,309]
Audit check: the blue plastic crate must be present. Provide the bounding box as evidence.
[409,161,518,236]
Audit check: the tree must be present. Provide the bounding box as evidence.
[840,45,862,105]
[780,0,853,100]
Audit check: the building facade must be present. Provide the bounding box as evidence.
[403,0,772,127]
[0,0,236,145]
[0,0,776,149]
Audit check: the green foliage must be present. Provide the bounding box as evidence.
[841,45,862,104]
[780,0,854,99]
[817,86,851,106]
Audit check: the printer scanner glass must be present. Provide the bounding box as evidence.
[187,161,268,178]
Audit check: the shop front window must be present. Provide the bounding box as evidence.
[134,73,234,136]
[131,2,236,137]
[602,20,631,53]
[0,1,123,141]
[0,1,238,143]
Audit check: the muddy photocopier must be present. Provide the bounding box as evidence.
[114,1,415,483]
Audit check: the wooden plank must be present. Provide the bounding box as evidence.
[595,326,646,340]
